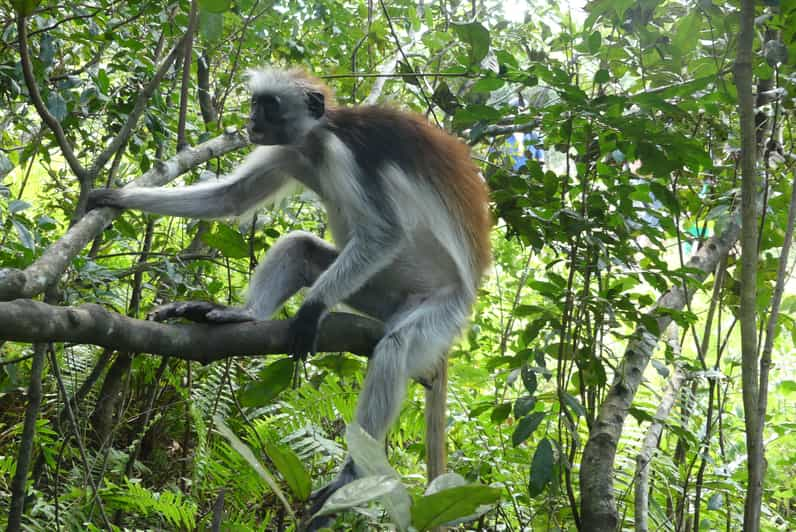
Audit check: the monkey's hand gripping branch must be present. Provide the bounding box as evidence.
[288,300,327,361]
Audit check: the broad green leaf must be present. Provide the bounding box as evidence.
[314,475,401,516]
[513,396,537,419]
[453,104,501,129]
[432,82,459,115]
[528,438,554,497]
[452,22,490,65]
[0,152,13,177]
[522,365,538,394]
[39,34,55,66]
[47,92,67,122]
[201,223,248,258]
[213,415,294,519]
[199,10,224,43]
[512,411,545,447]
[424,472,467,494]
[9,200,31,213]
[778,380,796,395]
[199,0,230,13]
[12,220,34,250]
[707,493,724,510]
[264,441,312,501]
[346,423,411,530]
[560,392,586,418]
[491,402,512,423]
[411,485,502,529]
[10,0,40,15]
[587,30,601,53]
[239,358,294,407]
[595,69,610,84]
[649,182,679,214]
[672,12,701,57]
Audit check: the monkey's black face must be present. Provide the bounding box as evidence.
[248,93,288,145]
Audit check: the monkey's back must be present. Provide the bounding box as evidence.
[325,106,492,282]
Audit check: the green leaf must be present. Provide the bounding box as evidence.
[115,216,139,240]
[649,182,679,214]
[239,358,294,407]
[521,364,538,394]
[264,441,312,501]
[96,69,110,93]
[411,485,502,529]
[345,423,411,529]
[512,411,545,447]
[201,223,248,258]
[672,11,701,57]
[491,402,512,423]
[594,69,610,84]
[199,10,224,43]
[315,475,402,516]
[513,396,537,418]
[528,438,554,497]
[432,82,459,115]
[587,30,601,53]
[0,152,13,177]
[778,380,796,395]
[199,0,230,13]
[560,392,586,418]
[9,200,31,214]
[452,22,490,65]
[47,92,67,122]
[11,0,40,16]
[12,220,34,250]
[453,104,501,129]
[707,492,724,510]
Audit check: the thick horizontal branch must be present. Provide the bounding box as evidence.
[0,299,383,363]
[0,130,249,301]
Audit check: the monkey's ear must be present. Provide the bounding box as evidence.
[307,91,325,119]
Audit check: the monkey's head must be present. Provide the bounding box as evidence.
[246,68,330,146]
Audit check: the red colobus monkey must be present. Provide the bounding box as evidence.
[89,67,491,528]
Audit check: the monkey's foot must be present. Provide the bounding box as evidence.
[301,461,358,531]
[148,301,255,323]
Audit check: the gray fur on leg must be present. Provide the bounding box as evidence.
[148,301,255,323]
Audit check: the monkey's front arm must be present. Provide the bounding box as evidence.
[87,146,308,219]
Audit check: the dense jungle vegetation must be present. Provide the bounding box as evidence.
[0,0,794,530]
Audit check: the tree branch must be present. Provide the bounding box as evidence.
[467,120,541,145]
[0,130,249,301]
[16,13,87,180]
[87,34,187,177]
[0,299,383,362]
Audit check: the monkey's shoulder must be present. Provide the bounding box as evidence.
[321,106,475,179]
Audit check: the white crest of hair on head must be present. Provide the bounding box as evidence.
[246,67,301,95]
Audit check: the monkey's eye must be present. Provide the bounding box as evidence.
[255,94,282,121]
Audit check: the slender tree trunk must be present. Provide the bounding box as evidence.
[425,362,448,482]
[635,334,687,532]
[7,344,47,532]
[734,1,763,530]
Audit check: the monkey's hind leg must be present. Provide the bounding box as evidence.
[149,231,337,324]
[148,301,254,323]
[303,294,464,529]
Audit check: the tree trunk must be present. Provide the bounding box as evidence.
[579,219,741,530]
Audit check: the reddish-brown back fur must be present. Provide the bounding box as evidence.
[286,69,491,283]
